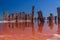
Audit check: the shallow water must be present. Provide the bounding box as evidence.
[0,20,60,40]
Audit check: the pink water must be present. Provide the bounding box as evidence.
[0,21,60,40]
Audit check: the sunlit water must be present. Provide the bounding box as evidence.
[0,20,60,40]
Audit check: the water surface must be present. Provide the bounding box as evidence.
[0,20,60,40]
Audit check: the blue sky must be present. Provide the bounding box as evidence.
[0,0,60,19]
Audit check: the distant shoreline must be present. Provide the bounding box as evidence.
[0,20,58,23]
[0,20,32,23]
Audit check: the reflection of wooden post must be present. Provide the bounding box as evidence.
[31,23,35,36]
[15,23,18,28]
[4,23,9,32]
[38,22,44,33]
[49,22,54,30]
[57,23,60,34]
